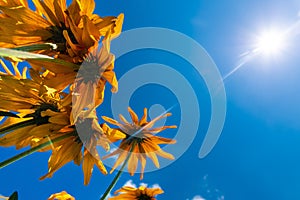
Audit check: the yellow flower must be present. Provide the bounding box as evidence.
[102,107,177,179]
[0,0,124,114]
[0,0,123,63]
[0,73,119,184]
[27,38,119,107]
[40,110,126,185]
[109,185,164,200]
[0,74,70,149]
[48,191,75,200]
[71,41,118,123]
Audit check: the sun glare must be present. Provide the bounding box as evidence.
[255,29,286,55]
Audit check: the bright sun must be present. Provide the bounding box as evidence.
[255,29,286,55]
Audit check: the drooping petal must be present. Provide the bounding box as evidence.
[102,116,123,127]
[82,148,107,185]
[127,146,139,176]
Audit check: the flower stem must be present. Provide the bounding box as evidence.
[12,43,57,52]
[100,144,136,200]
[0,119,36,135]
[0,133,74,169]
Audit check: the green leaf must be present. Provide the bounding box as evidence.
[8,191,18,200]
[0,48,53,60]
[12,43,57,52]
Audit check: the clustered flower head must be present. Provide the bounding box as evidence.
[0,0,177,199]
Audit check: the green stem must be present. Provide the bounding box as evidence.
[12,43,57,52]
[100,144,136,200]
[0,119,36,135]
[0,133,74,169]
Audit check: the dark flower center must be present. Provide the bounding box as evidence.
[137,194,152,200]
[48,24,78,53]
[74,118,95,144]
[125,126,146,144]
[26,103,59,125]
[77,56,103,83]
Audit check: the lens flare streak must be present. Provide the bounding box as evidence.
[223,18,300,81]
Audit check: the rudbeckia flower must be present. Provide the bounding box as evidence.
[102,107,177,179]
[30,40,118,123]
[26,38,118,108]
[40,110,126,185]
[0,66,123,185]
[0,0,124,63]
[109,185,164,200]
[48,191,75,200]
[0,74,71,149]
[71,41,117,123]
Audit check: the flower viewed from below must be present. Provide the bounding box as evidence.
[71,41,117,123]
[109,185,164,200]
[0,0,123,63]
[0,0,124,183]
[0,0,124,94]
[39,109,126,185]
[48,191,75,200]
[0,0,177,199]
[39,110,121,185]
[102,107,177,179]
[0,73,125,185]
[0,74,71,149]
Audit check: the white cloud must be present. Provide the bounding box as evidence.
[123,180,137,188]
[123,180,161,189]
[108,181,162,199]
[140,182,148,187]
[192,195,206,200]
[151,184,161,189]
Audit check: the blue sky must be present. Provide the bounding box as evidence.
[1,0,300,199]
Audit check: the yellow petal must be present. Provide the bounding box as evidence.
[127,147,138,176]
[142,144,160,168]
[79,0,95,16]
[48,191,75,200]
[111,13,124,39]
[128,107,139,124]
[119,114,129,124]
[102,116,122,127]
[139,108,148,125]
[81,15,98,48]
[53,0,66,23]
[0,6,50,27]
